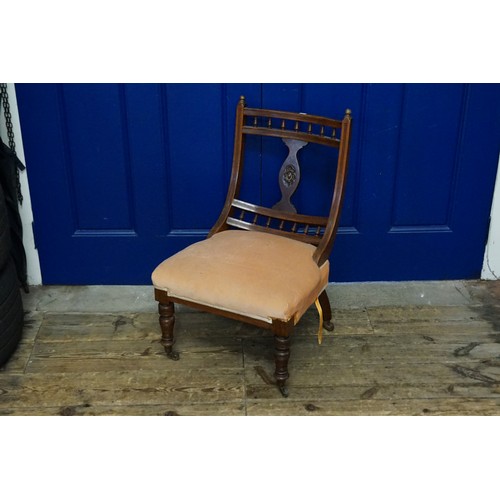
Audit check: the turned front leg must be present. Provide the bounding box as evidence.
[158,302,179,361]
[274,334,291,398]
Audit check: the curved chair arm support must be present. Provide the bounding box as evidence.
[208,96,246,238]
[313,110,352,266]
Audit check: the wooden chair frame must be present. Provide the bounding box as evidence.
[154,96,352,396]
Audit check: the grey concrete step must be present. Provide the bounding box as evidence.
[20,280,492,314]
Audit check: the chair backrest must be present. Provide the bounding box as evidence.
[209,96,352,267]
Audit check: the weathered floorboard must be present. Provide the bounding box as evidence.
[0,402,246,416]
[242,334,500,366]
[245,360,500,391]
[246,398,500,416]
[0,369,245,408]
[367,305,500,335]
[0,342,35,374]
[27,338,243,373]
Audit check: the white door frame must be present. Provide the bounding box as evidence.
[482,154,500,279]
[0,83,42,285]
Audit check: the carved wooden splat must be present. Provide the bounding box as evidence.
[272,138,308,214]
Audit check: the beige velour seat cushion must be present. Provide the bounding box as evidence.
[152,230,329,324]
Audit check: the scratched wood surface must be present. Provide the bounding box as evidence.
[1,284,500,416]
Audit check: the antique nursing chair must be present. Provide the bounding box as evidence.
[152,96,352,396]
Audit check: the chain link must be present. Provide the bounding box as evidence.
[1,83,23,204]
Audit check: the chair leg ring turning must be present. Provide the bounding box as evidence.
[159,302,180,361]
[274,334,291,398]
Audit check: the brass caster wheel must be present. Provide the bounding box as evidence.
[278,384,289,398]
[324,320,335,332]
[165,349,180,361]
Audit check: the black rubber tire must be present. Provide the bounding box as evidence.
[0,258,23,368]
[0,184,11,272]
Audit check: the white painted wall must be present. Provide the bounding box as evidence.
[482,154,500,280]
[0,83,42,285]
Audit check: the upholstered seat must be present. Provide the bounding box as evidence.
[152,230,329,324]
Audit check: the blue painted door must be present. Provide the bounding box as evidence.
[16,84,500,284]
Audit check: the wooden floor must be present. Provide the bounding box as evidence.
[1,281,500,415]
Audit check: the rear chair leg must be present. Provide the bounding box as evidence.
[158,302,180,361]
[274,334,291,397]
[319,290,334,331]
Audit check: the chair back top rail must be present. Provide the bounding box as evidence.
[244,107,343,129]
[242,126,340,148]
[243,107,342,148]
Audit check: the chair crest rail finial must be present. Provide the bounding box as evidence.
[345,108,352,118]
[239,95,246,105]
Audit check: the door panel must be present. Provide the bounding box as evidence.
[390,84,465,228]
[15,83,500,284]
[164,84,226,230]
[60,84,134,231]
[354,83,500,280]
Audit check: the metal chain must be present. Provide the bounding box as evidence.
[0,83,23,204]
[0,83,16,152]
